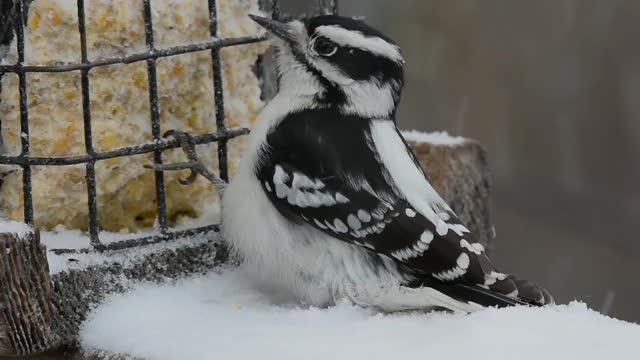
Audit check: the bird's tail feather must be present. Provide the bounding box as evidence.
[414,275,554,309]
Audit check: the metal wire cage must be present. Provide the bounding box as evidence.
[0,0,337,253]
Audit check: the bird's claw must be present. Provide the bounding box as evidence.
[143,130,224,190]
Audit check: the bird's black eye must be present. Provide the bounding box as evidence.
[313,37,337,56]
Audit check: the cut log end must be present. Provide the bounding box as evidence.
[408,139,495,253]
[0,231,59,355]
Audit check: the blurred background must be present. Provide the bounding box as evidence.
[282,0,640,322]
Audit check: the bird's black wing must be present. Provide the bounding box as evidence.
[256,108,552,307]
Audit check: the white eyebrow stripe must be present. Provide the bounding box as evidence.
[314,25,403,63]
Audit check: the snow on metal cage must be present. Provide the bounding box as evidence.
[0,0,338,254]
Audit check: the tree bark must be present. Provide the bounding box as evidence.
[0,139,493,356]
[0,232,227,356]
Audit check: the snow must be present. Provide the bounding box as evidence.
[40,224,157,250]
[0,217,32,237]
[401,130,466,146]
[45,230,217,275]
[80,269,640,360]
[0,214,219,274]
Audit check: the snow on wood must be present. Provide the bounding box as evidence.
[0,219,31,237]
[402,130,466,146]
[80,269,640,360]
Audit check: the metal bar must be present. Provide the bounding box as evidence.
[0,0,303,253]
[0,35,266,73]
[207,0,229,182]
[14,0,33,225]
[50,224,221,254]
[0,128,249,166]
[76,0,101,246]
[143,0,168,233]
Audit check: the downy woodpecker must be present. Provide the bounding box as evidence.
[222,14,553,312]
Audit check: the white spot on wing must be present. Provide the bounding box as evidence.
[333,218,348,233]
[449,224,470,236]
[320,192,337,206]
[275,184,289,199]
[347,214,362,230]
[295,191,310,207]
[287,190,297,205]
[433,253,470,281]
[306,193,323,208]
[357,209,371,222]
[436,221,448,236]
[273,165,289,184]
[335,192,349,204]
[314,219,327,229]
[363,242,375,250]
[273,166,290,199]
[391,233,435,261]
[264,182,272,192]
[404,249,416,259]
[405,208,416,218]
[324,220,337,232]
[420,230,434,244]
[457,253,470,269]
[484,271,507,286]
[415,241,429,252]
[292,173,324,190]
[460,239,485,255]
[371,208,385,221]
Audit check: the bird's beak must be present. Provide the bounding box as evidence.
[249,15,297,45]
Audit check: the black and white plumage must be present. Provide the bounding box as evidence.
[222,14,553,312]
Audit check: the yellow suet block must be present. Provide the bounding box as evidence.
[0,0,268,234]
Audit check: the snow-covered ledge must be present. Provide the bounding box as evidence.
[80,270,640,360]
[5,130,621,358]
[402,130,467,146]
[78,132,637,358]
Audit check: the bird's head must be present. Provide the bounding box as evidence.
[250,14,405,119]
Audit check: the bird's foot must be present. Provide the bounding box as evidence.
[144,130,226,195]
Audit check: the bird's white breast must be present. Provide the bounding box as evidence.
[222,95,478,311]
[223,159,406,307]
[222,94,407,307]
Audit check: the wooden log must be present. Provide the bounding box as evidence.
[0,231,227,356]
[408,138,495,254]
[0,138,493,356]
[0,232,58,355]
